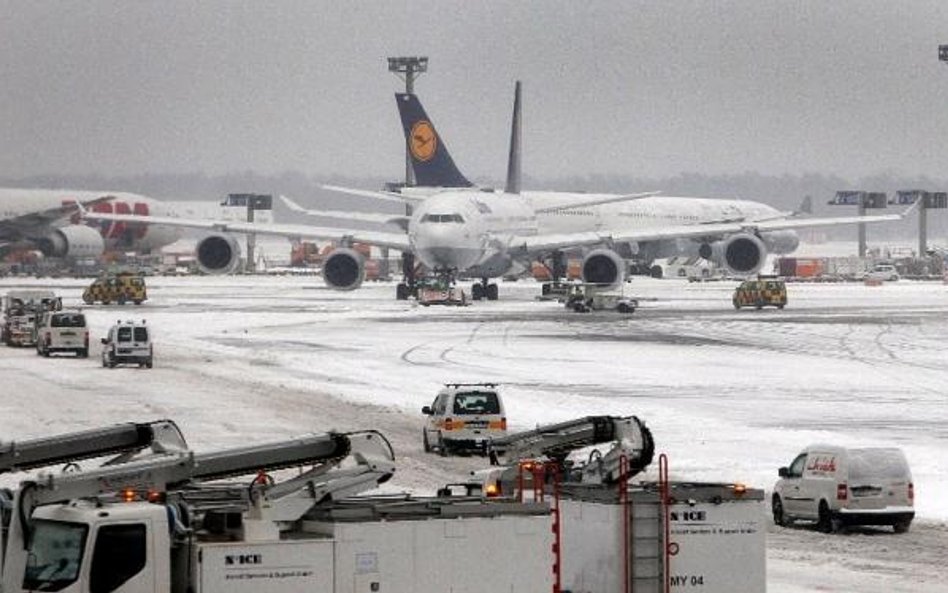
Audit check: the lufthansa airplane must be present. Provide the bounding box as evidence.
[81,82,914,300]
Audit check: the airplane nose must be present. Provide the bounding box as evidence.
[413,225,483,271]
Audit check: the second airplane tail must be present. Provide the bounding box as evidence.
[395,93,472,188]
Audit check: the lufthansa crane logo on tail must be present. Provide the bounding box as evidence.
[409,121,437,162]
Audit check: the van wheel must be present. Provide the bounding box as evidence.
[422,431,431,453]
[437,434,448,457]
[893,520,912,534]
[772,495,788,527]
[145,359,153,369]
[817,501,841,533]
[77,349,88,358]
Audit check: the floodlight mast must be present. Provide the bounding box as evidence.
[388,56,429,187]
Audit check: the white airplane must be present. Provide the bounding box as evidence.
[80,82,916,299]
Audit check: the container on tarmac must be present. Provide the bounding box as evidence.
[559,482,766,593]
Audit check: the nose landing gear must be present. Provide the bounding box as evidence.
[471,278,498,301]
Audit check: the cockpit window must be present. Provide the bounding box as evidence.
[421,213,465,223]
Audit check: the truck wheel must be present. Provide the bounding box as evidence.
[486,283,499,301]
[145,359,153,369]
[78,349,88,358]
[422,430,431,453]
[893,519,912,534]
[617,303,634,314]
[396,283,409,300]
[133,300,143,305]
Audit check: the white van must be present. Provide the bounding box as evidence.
[422,383,507,455]
[34,310,89,358]
[101,320,153,368]
[772,445,914,533]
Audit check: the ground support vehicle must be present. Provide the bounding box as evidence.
[478,416,765,593]
[417,284,468,306]
[101,319,154,368]
[1,290,60,347]
[0,421,555,593]
[536,280,573,301]
[732,277,787,309]
[565,284,638,313]
[423,383,507,455]
[558,479,766,593]
[34,309,89,357]
[82,271,148,305]
[772,445,914,533]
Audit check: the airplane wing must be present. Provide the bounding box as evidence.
[0,195,114,238]
[512,203,917,254]
[320,185,428,205]
[280,196,410,229]
[78,207,411,251]
[533,192,661,213]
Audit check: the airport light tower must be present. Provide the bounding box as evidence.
[387,56,427,290]
[388,56,428,187]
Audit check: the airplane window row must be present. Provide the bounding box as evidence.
[421,214,465,223]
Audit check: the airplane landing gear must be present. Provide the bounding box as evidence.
[397,252,417,300]
[472,279,499,301]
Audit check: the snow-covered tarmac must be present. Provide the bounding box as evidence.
[1,275,946,592]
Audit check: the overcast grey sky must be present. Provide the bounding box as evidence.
[2,1,947,182]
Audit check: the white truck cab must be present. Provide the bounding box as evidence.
[101,320,154,368]
[422,383,507,455]
[772,444,914,533]
[34,309,89,358]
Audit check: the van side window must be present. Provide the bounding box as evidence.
[788,454,807,478]
[89,523,147,593]
[434,395,447,415]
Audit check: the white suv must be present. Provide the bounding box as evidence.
[101,320,153,368]
[34,310,89,358]
[772,445,914,533]
[866,264,899,281]
[422,383,507,455]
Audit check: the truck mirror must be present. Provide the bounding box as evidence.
[778,467,789,478]
[422,406,432,415]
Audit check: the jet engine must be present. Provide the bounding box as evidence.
[581,249,625,290]
[699,233,767,276]
[196,234,242,275]
[323,247,365,291]
[36,225,105,258]
[760,230,800,255]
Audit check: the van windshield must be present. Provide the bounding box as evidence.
[452,392,501,415]
[849,448,910,482]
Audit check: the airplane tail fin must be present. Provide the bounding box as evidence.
[504,81,522,195]
[395,93,472,188]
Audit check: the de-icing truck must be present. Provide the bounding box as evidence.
[0,420,552,593]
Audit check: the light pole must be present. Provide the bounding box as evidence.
[387,57,427,290]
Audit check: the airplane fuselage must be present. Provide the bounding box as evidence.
[407,188,794,278]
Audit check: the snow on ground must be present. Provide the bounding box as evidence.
[1,274,946,592]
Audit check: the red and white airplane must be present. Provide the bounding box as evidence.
[1,188,269,260]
